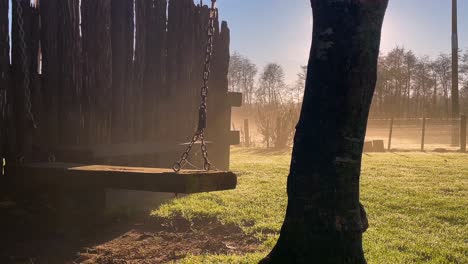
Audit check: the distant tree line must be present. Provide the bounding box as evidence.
[371,47,468,118]
[228,48,468,147]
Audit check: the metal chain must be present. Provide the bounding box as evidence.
[16,0,37,129]
[173,0,216,172]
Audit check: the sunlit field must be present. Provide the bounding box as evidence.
[152,147,468,264]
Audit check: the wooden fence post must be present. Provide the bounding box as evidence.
[244,119,250,147]
[461,115,466,153]
[387,117,394,151]
[421,117,426,152]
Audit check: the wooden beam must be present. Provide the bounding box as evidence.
[7,163,237,194]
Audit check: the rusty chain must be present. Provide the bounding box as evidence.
[16,0,37,129]
[173,0,217,172]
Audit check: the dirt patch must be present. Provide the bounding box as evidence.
[76,216,260,264]
[0,209,261,264]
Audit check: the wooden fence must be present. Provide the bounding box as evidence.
[0,0,241,171]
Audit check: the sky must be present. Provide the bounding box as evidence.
[217,0,468,83]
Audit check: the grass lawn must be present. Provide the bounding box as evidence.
[152,148,468,264]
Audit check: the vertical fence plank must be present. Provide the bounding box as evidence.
[58,0,81,146]
[133,0,147,144]
[11,0,35,160]
[0,0,9,169]
[111,0,134,144]
[143,0,167,141]
[29,4,43,160]
[82,0,112,145]
[166,0,197,144]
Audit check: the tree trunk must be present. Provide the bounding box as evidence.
[260,1,388,263]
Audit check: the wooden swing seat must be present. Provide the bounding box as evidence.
[7,162,237,194]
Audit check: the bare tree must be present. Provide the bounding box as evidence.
[292,66,307,104]
[414,56,434,116]
[228,52,257,105]
[256,104,275,148]
[385,47,406,115]
[404,50,417,117]
[272,104,298,149]
[260,0,388,262]
[434,54,452,117]
[255,63,295,148]
[257,63,286,105]
[461,49,468,114]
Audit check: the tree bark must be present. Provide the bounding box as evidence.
[260,0,388,263]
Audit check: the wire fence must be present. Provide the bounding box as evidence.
[232,110,467,152]
[366,117,467,152]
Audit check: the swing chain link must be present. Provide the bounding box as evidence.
[173,0,216,173]
[16,0,37,129]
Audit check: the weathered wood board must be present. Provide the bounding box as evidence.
[7,163,237,194]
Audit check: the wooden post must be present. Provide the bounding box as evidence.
[461,115,466,152]
[421,117,426,152]
[244,119,250,147]
[387,117,394,151]
[451,0,460,146]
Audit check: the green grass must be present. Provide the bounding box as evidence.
[152,148,468,263]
